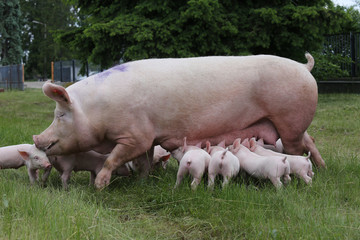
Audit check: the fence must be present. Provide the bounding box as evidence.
[324,32,360,77]
[317,32,360,93]
[0,64,24,90]
[53,60,100,82]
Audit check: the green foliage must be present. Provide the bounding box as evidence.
[342,5,360,32]
[20,0,78,79]
[0,0,23,65]
[312,51,352,81]
[247,4,351,60]
[56,0,354,70]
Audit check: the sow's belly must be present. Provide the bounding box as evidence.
[159,118,279,151]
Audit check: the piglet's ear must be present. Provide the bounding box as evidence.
[206,141,211,153]
[249,138,257,151]
[182,137,187,153]
[18,150,30,161]
[257,138,264,146]
[242,138,250,149]
[232,138,241,153]
[42,81,71,105]
[160,154,171,162]
[217,140,226,148]
[161,155,170,169]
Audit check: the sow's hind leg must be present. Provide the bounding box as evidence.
[273,118,325,168]
[279,130,325,168]
[303,131,325,168]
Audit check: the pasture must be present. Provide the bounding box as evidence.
[0,88,359,239]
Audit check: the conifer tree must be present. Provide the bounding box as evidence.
[0,0,23,65]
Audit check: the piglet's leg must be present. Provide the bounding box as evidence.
[27,168,37,185]
[207,174,216,190]
[299,172,312,185]
[174,166,188,189]
[174,175,183,189]
[191,177,201,190]
[269,176,283,189]
[90,172,96,185]
[222,175,230,188]
[283,174,291,185]
[41,166,52,185]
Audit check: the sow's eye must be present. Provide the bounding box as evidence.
[56,112,65,119]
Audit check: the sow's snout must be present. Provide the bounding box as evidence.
[33,135,45,151]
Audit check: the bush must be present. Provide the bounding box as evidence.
[311,51,352,81]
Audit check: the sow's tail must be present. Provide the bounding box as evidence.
[304,52,315,72]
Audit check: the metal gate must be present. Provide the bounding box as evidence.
[325,32,360,77]
[0,64,24,90]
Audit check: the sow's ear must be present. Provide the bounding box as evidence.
[42,81,71,105]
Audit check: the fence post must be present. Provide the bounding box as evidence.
[72,60,75,82]
[17,64,20,90]
[22,64,24,90]
[8,66,11,90]
[51,61,54,82]
[351,32,356,77]
[60,61,63,82]
[86,61,89,77]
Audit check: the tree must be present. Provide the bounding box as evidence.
[343,5,360,32]
[0,0,23,66]
[57,0,355,70]
[20,0,77,79]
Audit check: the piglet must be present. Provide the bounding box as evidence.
[229,138,291,189]
[249,138,314,184]
[206,141,240,189]
[152,145,171,170]
[131,145,171,173]
[257,138,284,153]
[173,138,210,190]
[172,137,202,163]
[0,144,52,184]
[48,151,131,189]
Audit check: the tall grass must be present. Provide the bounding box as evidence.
[0,89,359,239]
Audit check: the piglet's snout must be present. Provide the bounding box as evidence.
[44,163,52,169]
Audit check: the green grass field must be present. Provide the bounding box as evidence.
[0,89,359,239]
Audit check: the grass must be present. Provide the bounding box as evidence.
[0,89,360,239]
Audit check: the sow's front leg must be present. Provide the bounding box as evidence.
[95,138,154,189]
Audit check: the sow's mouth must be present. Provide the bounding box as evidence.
[44,140,59,152]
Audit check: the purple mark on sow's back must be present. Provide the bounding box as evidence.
[93,64,128,83]
[113,64,128,72]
